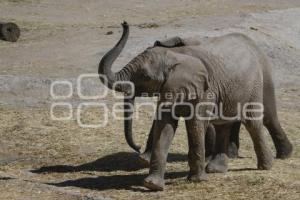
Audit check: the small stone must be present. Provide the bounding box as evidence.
[250,27,258,31]
[137,23,159,29]
[106,31,113,35]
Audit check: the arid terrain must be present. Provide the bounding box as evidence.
[0,0,300,199]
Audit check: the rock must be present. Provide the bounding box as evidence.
[106,31,113,35]
[137,23,159,29]
[249,26,258,31]
[0,22,20,42]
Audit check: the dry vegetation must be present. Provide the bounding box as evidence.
[0,0,300,199]
[0,104,299,200]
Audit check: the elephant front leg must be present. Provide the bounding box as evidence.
[144,113,178,191]
[140,120,215,166]
[185,119,208,182]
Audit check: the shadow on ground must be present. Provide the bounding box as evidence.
[47,171,186,191]
[228,168,258,172]
[29,152,260,191]
[31,152,186,173]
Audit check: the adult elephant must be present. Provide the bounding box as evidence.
[138,33,294,165]
[98,22,292,190]
[152,35,293,159]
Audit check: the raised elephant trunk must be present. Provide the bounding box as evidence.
[98,21,130,90]
[98,21,141,153]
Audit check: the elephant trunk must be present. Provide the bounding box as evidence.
[98,21,141,153]
[124,97,141,153]
[98,21,130,90]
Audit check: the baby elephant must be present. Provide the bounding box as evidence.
[98,22,292,191]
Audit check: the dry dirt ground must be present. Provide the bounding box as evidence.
[0,0,300,199]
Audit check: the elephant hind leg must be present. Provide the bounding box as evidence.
[206,124,231,173]
[244,120,273,170]
[205,124,216,160]
[263,82,293,159]
[205,122,241,161]
[263,116,293,159]
[227,121,241,158]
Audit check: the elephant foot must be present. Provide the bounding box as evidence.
[187,172,208,182]
[257,159,273,170]
[276,142,293,159]
[206,153,228,173]
[227,142,239,159]
[257,155,273,170]
[138,152,151,167]
[144,174,165,191]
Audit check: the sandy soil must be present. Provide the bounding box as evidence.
[0,0,300,199]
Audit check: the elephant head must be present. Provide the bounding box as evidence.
[98,22,209,153]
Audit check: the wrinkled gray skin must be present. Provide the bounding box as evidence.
[152,35,293,160]
[98,22,293,191]
[139,32,295,165]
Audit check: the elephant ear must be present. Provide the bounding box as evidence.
[154,37,185,48]
[160,51,210,102]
